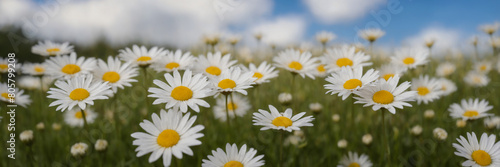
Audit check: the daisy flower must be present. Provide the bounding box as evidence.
[315,31,336,45]
[437,78,457,96]
[354,75,417,114]
[314,64,328,78]
[321,46,372,73]
[93,56,138,93]
[449,98,493,121]
[45,52,96,79]
[118,45,168,67]
[411,75,443,104]
[21,62,47,76]
[131,109,204,167]
[211,67,255,96]
[64,107,98,127]
[195,52,237,77]
[337,152,373,167]
[253,105,314,132]
[213,94,251,121]
[479,23,500,35]
[484,117,500,130]
[464,71,490,87]
[0,57,21,74]
[18,76,53,91]
[436,62,456,77]
[391,48,429,70]
[378,64,407,81]
[474,61,493,74]
[32,40,74,56]
[325,66,379,100]
[0,83,32,107]
[47,75,112,111]
[151,50,195,73]
[202,143,265,167]
[148,70,212,113]
[273,49,318,79]
[453,132,500,166]
[358,28,385,42]
[245,61,279,85]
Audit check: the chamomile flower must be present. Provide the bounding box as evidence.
[151,50,195,73]
[449,98,493,121]
[211,67,255,96]
[253,105,314,132]
[391,48,429,70]
[47,75,112,111]
[64,107,97,127]
[321,46,372,73]
[474,61,493,74]
[378,64,407,81]
[358,28,385,43]
[195,52,237,77]
[484,117,500,130]
[437,78,457,96]
[315,31,336,45]
[479,23,500,35]
[202,143,265,167]
[453,132,500,166]
[464,71,490,87]
[314,64,329,77]
[213,94,251,121]
[118,45,168,67]
[436,62,456,77]
[131,109,204,167]
[148,70,211,113]
[337,152,373,167]
[45,52,96,79]
[273,49,318,79]
[0,83,32,107]
[354,75,417,114]
[93,56,138,93]
[32,40,74,56]
[411,75,442,104]
[21,62,47,76]
[0,57,20,74]
[18,76,53,91]
[245,61,279,84]
[325,66,379,100]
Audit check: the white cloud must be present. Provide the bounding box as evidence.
[249,16,307,46]
[0,0,34,26]
[303,0,386,24]
[403,27,462,54]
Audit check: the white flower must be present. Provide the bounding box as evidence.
[391,48,429,70]
[211,67,255,96]
[321,46,372,73]
[20,130,34,143]
[411,75,442,104]
[0,57,20,74]
[449,98,493,121]
[358,28,385,42]
[273,49,318,79]
[314,64,329,78]
[95,139,108,152]
[278,93,292,105]
[325,66,379,100]
[118,45,168,67]
[148,70,211,113]
[195,52,237,77]
[474,61,493,74]
[436,62,456,77]
[378,64,407,81]
[338,152,372,167]
[362,134,373,145]
[453,132,500,166]
[151,50,195,73]
[410,125,422,136]
[315,31,336,44]
[479,22,500,35]
[253,105,314,132]
[47,75,112,111]
[456,119,467,128]
[202,143,265,167]
[71,142,88,157]
[309,102,323,113]
[332,114,340,122]
[36,122,45,131]
[354,75,417,114]
[32,40,74,56]
[21,63,47,76]
[245,61,279,85]
[424,109,435,119]
[337,139,348,148]
[64,107,98,127]
[0,83,32,107]
[213,94,251,122]
[484,117,500,129]
[45,52,96,79]
[433,127,447,141]
[437,78,457,96]
[131,109,204,167]
[464,71,490,87]
[93,56,138,93]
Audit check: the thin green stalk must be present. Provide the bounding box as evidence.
[141,67,150,115]
[279,130,284,167]
[381,109,391,166]
[225,94,231,141]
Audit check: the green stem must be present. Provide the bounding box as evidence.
[279,130,284,167]
[141,67,150,115]
[381,109,391,166]
[225,94,231,141]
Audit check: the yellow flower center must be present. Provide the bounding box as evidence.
[403,57,415,65]
[473,77,482,83]
[206,66,222,76]
[471,150,492,166]
[156,129,180,148]
[1,93,10,99]
[317,65,326,72]
[74,111,87,119]
[136,56,152,62]
[253,72,263,80]
[417,87,430,96]
[102,71,121,83]
[463,110,479,117]
[442,85,447,91]
[34,66,45,73]
[165,62,180,70]
[480,65,487,71]
[61,64,81,74]
[288,61,303,70]
[372,90,394,104]
[343,79,362,90]
[348,162,361,167]
[218,79,236,89]
[336,58,353,67]
[46,48,60,55]
[0,64,7,70]
[383,74,395,81]
[170,86,193,101]
[272,116,293,127]
[228,102,238,111]
[224,161,243,167]
[69,88,90,101]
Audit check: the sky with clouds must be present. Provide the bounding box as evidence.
[1,0,499,53]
